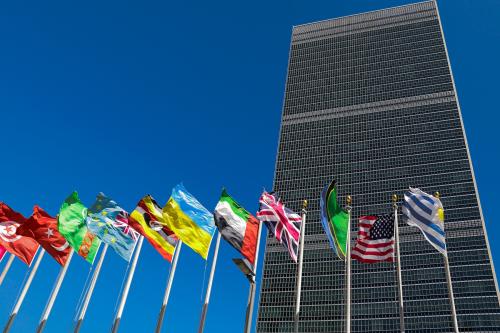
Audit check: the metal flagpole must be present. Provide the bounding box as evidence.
[346,195,352,333]
[111,236,144,333]
[3,249,46,333]
[434,192,459,333]
[74,243,109,333]
[0,254,15,286]
[155,241,183,333]
[36,248,74,333]
[243,221,264,333]
[197,232,221,333]
[293,200,308,333]
[392,195,405,333]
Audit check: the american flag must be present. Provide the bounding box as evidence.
[257,192,302,262]
[351,214,394,263]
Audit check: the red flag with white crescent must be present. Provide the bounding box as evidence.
[0,203,39,266]
[16,206,71,266]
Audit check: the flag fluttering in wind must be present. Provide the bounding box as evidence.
[403,187,446,255]
[214,189,259,264]
[128,195,178,261]
[0,203,39,266]
[16,206,71,266]
[257,192,301,262]
[58,192,101,264]
[320,181,349,260]
[351,215,394,263]
[87,193,139,262]
[162,184,216,260]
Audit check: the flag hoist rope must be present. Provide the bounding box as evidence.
[74,243,109,333]
[197,232,221,333]
[155,240,183,333]
[111,236,144,333]
[243,220,264,333]
[36,248,74,333]
[435,192,460,333]
[293,200,308,333]
[0,254,15,287]
[393,195,405,333]
[3,249,46,333]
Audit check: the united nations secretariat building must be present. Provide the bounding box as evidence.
[256,1,500,332]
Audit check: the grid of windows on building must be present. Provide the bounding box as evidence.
[256,1,500,332]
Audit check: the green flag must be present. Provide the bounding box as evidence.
[58,192,100,264]
[320,181,349,260]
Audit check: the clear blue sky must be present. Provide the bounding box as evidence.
[0,0,498,332]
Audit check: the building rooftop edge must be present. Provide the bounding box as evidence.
[291,0,435,30]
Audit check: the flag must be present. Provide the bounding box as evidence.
[257,192,301,262]
[320,181,349,261]
[0,203,39,266]
[351,215,394,263]
[16,206,71,266]
[86,193,139,262]
[162,184,216,260]
[214,189,259,264]
[403,187,446,255]
[0,245,5,261]
[128,195,178,261]
[58,192,101,264]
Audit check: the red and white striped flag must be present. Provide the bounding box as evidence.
[257,192,302,262]
[351,214,394,263]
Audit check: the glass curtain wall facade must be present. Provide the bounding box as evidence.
[256,1,500,332]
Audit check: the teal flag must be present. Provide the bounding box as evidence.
[87,193,139,261]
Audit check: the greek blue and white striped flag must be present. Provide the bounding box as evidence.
[402,188,447,255]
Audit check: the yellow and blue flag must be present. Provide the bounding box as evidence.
[162,184,215,259]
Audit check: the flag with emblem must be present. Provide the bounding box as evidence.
[86,193,139,262]
[351,214,394,263]
[257,192,301,262]
[0,203,39,266]
[403,187,446,255]
[128,195,178,261]
[58,192,101,264]
[16,206,71,266]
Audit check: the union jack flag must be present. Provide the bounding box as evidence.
[257,192,302,262]
[112,209,140,242]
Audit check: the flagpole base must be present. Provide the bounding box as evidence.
[74,319,83,333]
[111,317,121,333]
[155,305,167,333]
[35,320,47,333]
[3,313,17,333]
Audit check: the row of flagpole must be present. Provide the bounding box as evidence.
[0,189,460,333]
[292,193,459,333]
[0,195,266,333]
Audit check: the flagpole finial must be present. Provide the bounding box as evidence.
[346,195,352,206]
[392,194,398,203]
[434,192,441,199]
[302,200,308,209]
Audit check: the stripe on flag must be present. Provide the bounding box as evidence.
[351,215,394,263]
[402,187,446,255]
